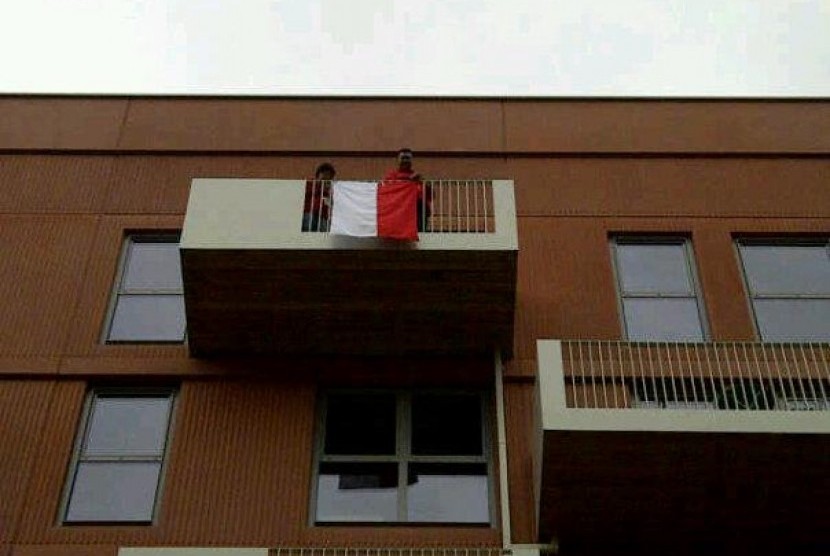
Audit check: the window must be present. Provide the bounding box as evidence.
[737,239,830,341]
[610,237,707,341]
[63,389,176,523]
[105,235,185,342]
[312,391,492,524]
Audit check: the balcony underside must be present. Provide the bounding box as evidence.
[182,248,516,357]
[539,428,830,553]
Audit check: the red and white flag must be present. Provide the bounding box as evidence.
[330,181,419,241]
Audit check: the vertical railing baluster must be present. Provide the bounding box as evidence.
[786,343,810,405]
[473,180,480,233]
[577,341,587,408]
[618,341,629,407]
[598,341,609,408]
[701,343,714,407]
[637,345,648,401]
[608,341,619,408]
[589,341,599,408]
[567,342,575,408]
[730,343,749,409]
[438,180,443,232]
[763,343,785,410]
[747,342,770,410]
[715,343,731,407]
[455,180,461,232]
[798,343,819,402]
[674,343,688,405]
[770,344,789,411]
[646,342,658,408]
[657,342,670,406]
[465,180,471,232]
[483,181,490,233]
[809,343,828,404]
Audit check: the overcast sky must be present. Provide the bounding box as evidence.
[2,0,828,96]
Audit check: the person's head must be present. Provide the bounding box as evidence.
[397,148,413,171]
[315,162,336,180]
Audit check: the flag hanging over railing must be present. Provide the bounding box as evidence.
[330,181,419,241]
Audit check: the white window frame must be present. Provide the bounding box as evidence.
[103,233,185,343]
[736,237,830,342]
[610,236,709,341]
[61,388,177,524]
[310,389,495,525]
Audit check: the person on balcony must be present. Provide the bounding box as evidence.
[383,148,432,232]
[303,162,336,231]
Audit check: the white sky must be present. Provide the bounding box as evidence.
[1,0,828,96]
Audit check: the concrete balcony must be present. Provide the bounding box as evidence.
[180,179,517,357]
[535,340,830,553]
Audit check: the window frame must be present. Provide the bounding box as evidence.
[102,233,185,344]
[60,387,178,525]
[309,389,496,526]
[735,237,830,342]
[609,236,709,342]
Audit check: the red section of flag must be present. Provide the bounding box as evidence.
[377,180,419,241]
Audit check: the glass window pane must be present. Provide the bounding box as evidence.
[86,396,172,456]
[65,462,161,522]
[123,242,182,291]
[407,463,489,523]
[623,298,705,341]
[316,462,398,522]
[412,394,482,456]
[108,295,186,342]
[617,243,693,294]
[741,244,830,295]
[324,394,396,455]
[754,299,830,342]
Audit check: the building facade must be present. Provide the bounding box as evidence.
[0,96,828,556]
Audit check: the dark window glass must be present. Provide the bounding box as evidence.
[66,462,161,522]
[324,393,396,455]
[85,396,172,455]
[741,245,830,295]
[623,298,705,342]
[109,295,186,342]
[616,243,693,294]
[411,394,482,455]
[315,391,491,524]
[123,242,183,290]
[612,239,707,342]
[64,391,174,524]
[316,462,398,522]
[754,299,830,342]
[738,242,830,341]
[105,235,185,343]
[406,463,489,523]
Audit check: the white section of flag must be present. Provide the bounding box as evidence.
[330,181,379,237]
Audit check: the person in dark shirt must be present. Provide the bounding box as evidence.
[303,162,336,231]
[383,148,432,232]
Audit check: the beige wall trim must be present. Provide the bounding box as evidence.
[494,350,511,548]
[536,340,564,431]
[119,550,268,556]
[544,408,830,434]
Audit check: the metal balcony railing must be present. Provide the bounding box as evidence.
[561,341,830,411]
[270,550,509,556]
[303,180,496,233]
